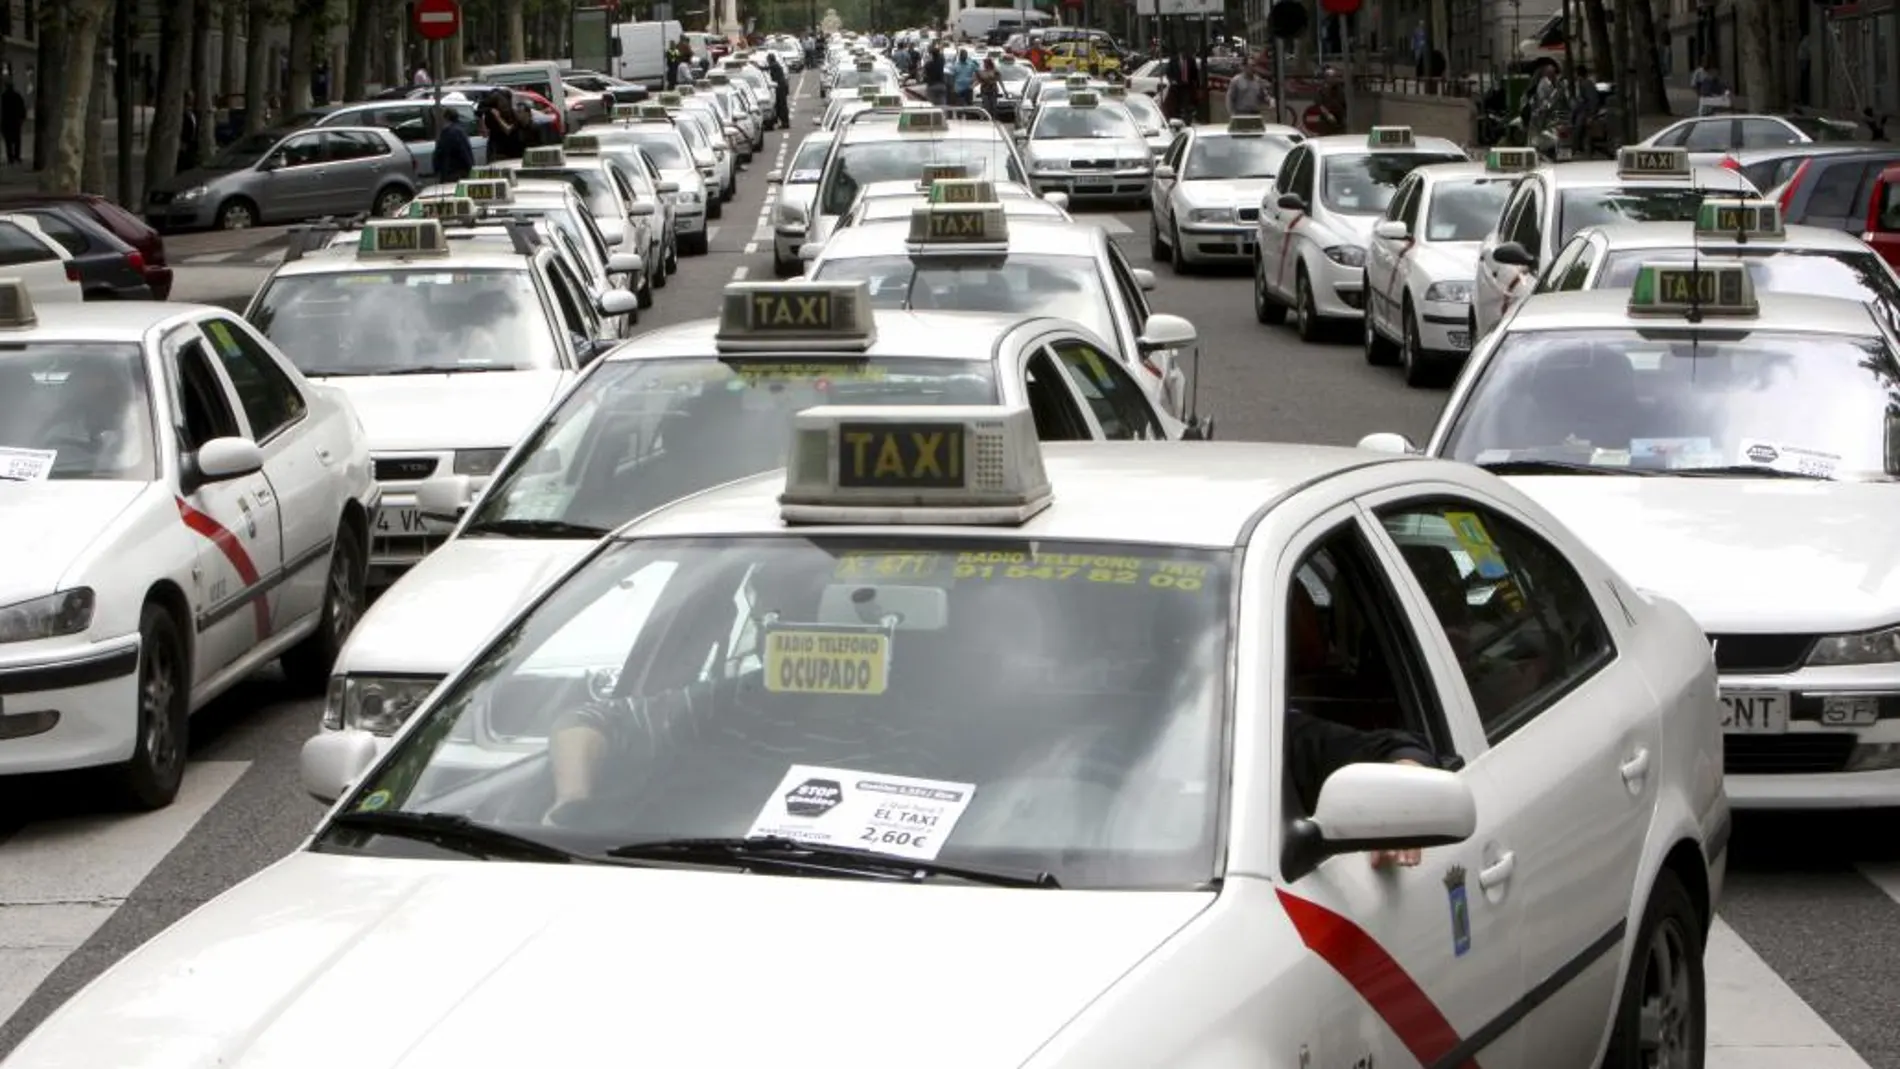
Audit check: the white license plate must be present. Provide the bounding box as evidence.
[1449,331,1471,349]
[1818,694,1880,728]
[1720,689,1789,734]
[1075,177,1112,189]
[1555,146,1575,161]
[374,507,435,536]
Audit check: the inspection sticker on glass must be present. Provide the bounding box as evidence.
[747,764,977,861]
[0,447,56,482]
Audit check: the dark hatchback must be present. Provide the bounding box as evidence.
[0,192,172,298]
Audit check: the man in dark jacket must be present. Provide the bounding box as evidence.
[765,50,791,127]
[432,107,475,186]
[0,81,24,165]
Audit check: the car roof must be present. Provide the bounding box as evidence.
[817,216,1103,259]
[856,178,1038,200]
[1188,121,1303,140]
[604,309,1064,362]
[269,229,544,275]
[1410,161,1501,182]
[839,120,1010,145]
[1576,220,1873,252]
[1729,143,1896,164]
[618,442,1420,548]
[1503,289,1886,335]
[1533,162,1756,191]
[1305,133,1466,157]
[0,300,215,343]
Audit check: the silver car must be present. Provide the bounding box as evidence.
[145,125,419,231]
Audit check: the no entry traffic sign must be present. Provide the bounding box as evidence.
[413,0,461,41]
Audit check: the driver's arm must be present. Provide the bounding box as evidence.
[547,673,754,811]
[1285,707,1435,816]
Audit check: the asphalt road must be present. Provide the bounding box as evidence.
[2,74,1897,1069]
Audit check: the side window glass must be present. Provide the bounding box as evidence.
[1293,152,1315,201]
[1682,119,1732,151]
[31,212,90,255]
[0,221,56,264]
[1104,244,1151,321]
[1561,246,1599,290]
[1881,181,1900,231]
[169,335,243,453]
[542,259,594,347]
[1534,241,1580,292]
[1022,349,1092,440]
[1274,147,1301,193]
[1400,182,1424,228]
[281,133,324,167]
[382,106,432,142]
[1050,339,1164,440]
[1653,123,1690,148]
[202,317,306,440]
[1377,502,1614,743]
[1806,161,1869,217]
[1510,192,1542,253]
[1739,118,1800,148]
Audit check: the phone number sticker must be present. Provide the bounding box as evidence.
[952,551,1210,591]
[746,764,977,861]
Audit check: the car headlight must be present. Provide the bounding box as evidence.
[1121,156,1152,170]
[1807,625,1900,666]
[174,185,209,202]
[322,674,444,734]
[1324,245,1367,267]
[1033,158,1063,173]
[676,190,703,205]
[453,448,508,477]
[0,588,95,644]
[1425,281,1473,303]
[1188,207,1235,225]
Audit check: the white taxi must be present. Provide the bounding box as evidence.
[827,175,1071,240]
[1017,89,1154,204]
[587,110,711,255]
[317,279,1184,740]
[1101,84,1176,156]
[651,91,736,205]
[1149,115,1301,271]
[1,400,1726,1069]
[1362,148,1537,387]
[0,283,375,809]
[1472,146,1759,337]
[1362,259,1900,808]
[769,128,837,275]
[1253,126,1467,342]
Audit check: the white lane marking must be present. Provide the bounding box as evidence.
[1095,217,1133,236]
[1704,917,1873,1068]
[0,761,250,1026]
[744,242,758,254]
[731,265,749,281]
[752,223,772,243]
[1860,862,1900,906]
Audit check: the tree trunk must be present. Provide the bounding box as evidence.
[143,0,193,191]
[244,0,271,132]
[384,0,407,87]
[1627,0,1670,114]
[1580,0,1613,73]
[1736,0,1778,111]
[32,3,67,172]
[220,0,241,97]
[116,0,136,204]
[82,31,109,193]
[41,0,113,193]
[191,0,215,163]
[286,0,323,113]
[504,0,527,62]
[344,0,375,98]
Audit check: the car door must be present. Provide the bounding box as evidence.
[1256,143,1306,289]
[197,312,335,626]
[0,215,80,302]
[1152,129,1187,230]
[160,325,286,677]
[1261,505,1525,1069]
[1015,344,1102,440]
[1796,158,1883,231]
[1366,492,1649,1068]
[1366,176,1417,337]
[1738,117,1802,152]
[1273,147,1316,301]
[261,131,332,221]
[1485,183,1544,332]
[539,254,606,359]
[1044,335,1168,440]
[322,131,399,215]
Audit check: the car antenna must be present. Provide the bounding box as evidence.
[1687,232,1704,326]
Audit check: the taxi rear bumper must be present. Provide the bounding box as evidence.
[0,636,142,775]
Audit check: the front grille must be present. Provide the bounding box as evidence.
[1070,158,1114,170]
[1237,206,1260,222]
[1723,734,1855,775]
[1710,633,1816,674]
[374,457,439,481]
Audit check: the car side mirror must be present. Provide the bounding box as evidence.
[415,474,473,524]
[799,242,823,262]
[657,180,681,194]
[1355,431,1418,455]
[1131,267,1158,292]
[1491,241,1536,269]
[1283,763,1477,881]
[1276,192,1306,212]
[606,251,644,274]
[1373,220,1409,241]
[1153,163,1175,181]
[627,201,657,216]
[767,169,784,182]
[596,287,640,317]
[1042,191,1069,209]
[1137,312,1195,352]
[184,436,264,493]
[1168,118,1185,131]
[300,729,382,805]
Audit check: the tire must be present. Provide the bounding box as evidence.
[1401,302,1436,387]
[709,197,724,220]
[216,197,258,230]
[1254,253,1287,325]
[280,524,366,692]
[773,252,799,277]
[1150,213,1169,261]
[652,243,669,287]
[665,237,679,274]
[117,603,188,810]
[1295,267,1326,343]
[1169,222,1190,274]
[1363,275,1398,366]
[372,185,409,218]
[1602,872,1705,1069]
[683,230,710,256]
[637,271,654,309]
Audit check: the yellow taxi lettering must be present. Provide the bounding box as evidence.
[873,434,908,478]
[838,424,966,488]
[930,211,983,238]
[765,629,888,695]
[751,292,834,327]
[843,430,876,476]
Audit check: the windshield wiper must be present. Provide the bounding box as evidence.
[377,365,521,376]
[606,835,1060,888]
[462,517,611,539]
[1477,459,1654,476]
[327,809,582,863]
[1670,465,1832,480]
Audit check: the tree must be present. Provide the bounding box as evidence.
[244,0,273,134]
[1578,0,1613,75]
[1736,0,1779,111]
[31,2,67,172]
[81,26,110,192]
[221,0,242,97]
[344,0,377,100]
[40,0,113,194]
[192,0,216,165]
[1626,0,1671,114]
[504,0,527,61]
[143,0,194,191]
[286,0,329,114]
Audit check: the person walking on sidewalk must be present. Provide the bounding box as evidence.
[432,106,474,186]
[1226,63,1269,117]
[0,81,23,165]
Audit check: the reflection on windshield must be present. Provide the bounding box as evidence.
[213,129,287,169]
[0,344,155,482]
[789,138,831,182]
[250,269,559,375]
[515,167,619,217]
[819,139,1027,215]
[1321,152,1464,214]
[813,253,1115,345]
[470,357,1000,532]
[1444,328,1900,478]
[1184,134,1294,180]
[1557,188,1709,244]
[1034,106,1137,140]
[617,132,691,170]
[1116,96,1164,132]
[1424,179,1513,242]
[1599,249,1900,305]
[341,535,1230,889]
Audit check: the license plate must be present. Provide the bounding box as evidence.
[1075,177,1112,189]
[1819,694,1880,728]
[1555,146,1575,161]
[1720,689,1789,734]
[374,507,435,536]
[1449,330,1471,350]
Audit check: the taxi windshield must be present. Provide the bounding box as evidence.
[1599,248,1900,305]
[617,130,692,170]
[1321,152,1464,214]
[249,269,560,376]
[1116,95,1164,132]
[819,138,1027,215]
[1183,134,1295,180]
[789,137,831,182]
[1424,179,1513,241]
[671,117,714,157]
[0,343,156,483]
[833,69,891,91]
[1443,328,1900,479]
[514,168,620,216]
[812,253,1116,345]
[1033,105,1136,140]
[337,535,1231,889]
[1556,188,1708,244]
[468,356,1001,535]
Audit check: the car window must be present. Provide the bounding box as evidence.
[201,316,306,441]
[327,130,390,161]
[1682,120,1733,151]
[543,255,598,347]
[1379,503,1613,743]
[279,132,325,166]
[372,105,432,142]
[1024,348,1093,440]
[1535,240,1584,293]
[0,220,57,264]
[1105,242,1151,322]
[1507,188,1542,254]
[1739,118,1801,148]
[1049,338,1163,440]
[0,341,158,482]
[168,333,243,453]
[1425,177,1513,241]
[1652,124,1690,148]
[1558,243,1597,289]
[1804,161,1872,217]
[28,210,93,255]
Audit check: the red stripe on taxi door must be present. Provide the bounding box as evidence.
[1276,888,1480,1069]
[176,497,273,639]
[1276,215,1305,288]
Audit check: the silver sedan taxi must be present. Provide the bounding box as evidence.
[1254,126,1467,342]
[1150,115,1301,271]
[1361,259,1900,810]
[1017,89,1154,205]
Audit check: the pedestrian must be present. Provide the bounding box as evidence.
[765,49,791,127]
[952,48,977,106]
[1162,46,1199,123]
[674,45,697,91]
[481,90,520,159]
[514,101,542,149]
[1226,62,1269,116]
[0,80,23,165]
[924,45,947,106]
[977,56,1001,117]
[432,104,474,186]
[1570,63,1602,157]
[1691,60,1729,116]
[178,91,201,172]
[413,65,431,86]
[1028,39,1046,71]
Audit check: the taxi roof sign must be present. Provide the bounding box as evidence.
[1695,197,1784,239]
[564,133,601,155]
[921,163,972,183]
[520,146,565,167]
[708,72,731,86]
[694,79,713,90]
[456,178,514,204]
[676,85,697,96]
[856,59,875,71]
[908,202,1009,244]
[1068,90,1100,107]
[858,85,881,99]
[1617,145,1690,177]
[928,177,997,204]
[611,102,641,120]
[468,164,514,183]
[635,103,671,121]
[897,109,949,133]
[1368,125,1415,148]
[1485,146,1538,173]
[1227,114,1267,135]
[873,93,905,108]
[1628,260,1758,317]
[1065,73,1090,87]
[717,280,878,353]
[1102,85,1128,99]
[406,196,477,222]
[0,279,36,329]
[657,91,683,106]
[356,218,450,257]
[780,405,1053,526]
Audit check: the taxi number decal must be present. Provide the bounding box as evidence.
[751,291,839,328]
[835,551,940,579]
[764,628,890,695]
[1654,267,1743,306]
[838,422,964,488]
[954,561,1206,591]
[1442,510,1510,580]
[734,363,889,383]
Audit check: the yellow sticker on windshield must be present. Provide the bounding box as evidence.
[954,551,1210,592]
[1443,511,1510,580]
[835,551,940,579]
[733,363,890,384]
[764,628,890,695]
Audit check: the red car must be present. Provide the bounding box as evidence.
[1864,162,1900,273]
[0,192,172,299]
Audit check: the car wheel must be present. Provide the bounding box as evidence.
[637,271,654,309]
[684,230,710,256]
[665,238,679,274]
[1363,277,1398,366]
[1169,222,1190,274]
[372,185,409,217]
[117,603,188,810]
[1401,300,1436,387]
[281,523,366,692]
[773,252,800,277]
[1295,267,1325,342]
[216,198,257,230]
[709,197,724,220]
[652,243,669,287]
[1253,253,1286,325]
[1149,213,1168,261]
[1603,871,1705,1069]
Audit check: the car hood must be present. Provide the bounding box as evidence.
[1511,475,1900,632]
[339,536,595,675]
[1329,211,1379,246]
[1411,239,1483,281]
[1029,137,1144,159]
[311,370,566,453]
[1180,178,1272,209]
[0,480,147,603]
[4,853,1213,1069]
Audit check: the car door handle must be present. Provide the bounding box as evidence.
[1479,850,1516,890]
[1620,747,1651,783]
[316,446,333,465]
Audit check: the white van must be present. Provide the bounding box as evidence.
[613,20,683,84]
[473,61,571,120]
[956,6,1049,42]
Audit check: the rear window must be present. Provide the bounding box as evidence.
[1555,187,1708,244]
[516,167,620,216]
[1802,160,1872,217]
[1600,247,1900,305]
